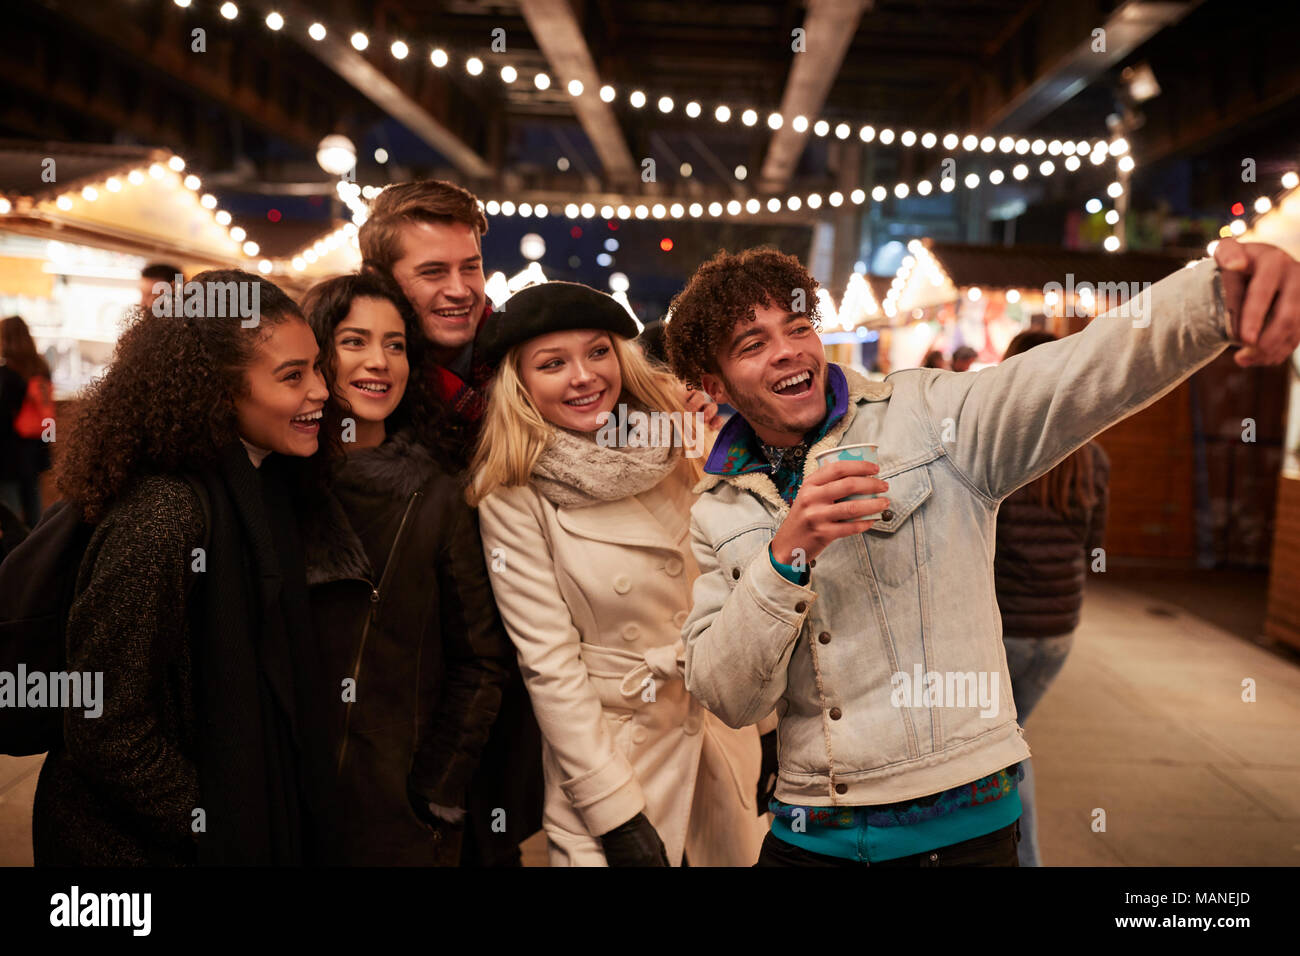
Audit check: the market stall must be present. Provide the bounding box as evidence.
[1241,183,1300,650]
[0,139,358,395]
[876,238,1191,370]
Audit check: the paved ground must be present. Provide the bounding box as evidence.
[5,569,1297,867]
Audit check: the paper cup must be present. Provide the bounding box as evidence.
[814,443,880,506]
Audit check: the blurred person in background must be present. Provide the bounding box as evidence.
[921,349,947,369]
[0,315,54,527]
[951,346,978,372]
[300,273,512,865]
[140,262,183,312]
[994,330,1110,867]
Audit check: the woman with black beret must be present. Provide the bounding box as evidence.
[467,281,767,867]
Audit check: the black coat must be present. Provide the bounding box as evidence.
[32,475,205,865]
[33,450,331,865]
[994,442,1110,638]
[304,430,522,865]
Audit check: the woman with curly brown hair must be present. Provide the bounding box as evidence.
[33,269,340,866]
[299,272,513,866]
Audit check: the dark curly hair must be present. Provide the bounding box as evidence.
[664,247,822,389]
[58,269,341,522]
[301,272,455,457]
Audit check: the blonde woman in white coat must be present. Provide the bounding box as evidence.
[468,281,766,867]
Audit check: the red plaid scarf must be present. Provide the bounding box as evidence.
[427,303,495,426]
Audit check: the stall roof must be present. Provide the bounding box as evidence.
[0,140,158,201]
[922,240,1193,290]
[0,139,353,280]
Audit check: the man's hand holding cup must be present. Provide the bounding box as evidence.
[770,444,890,567]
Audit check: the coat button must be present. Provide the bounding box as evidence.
[881,509,895,522]
[794,601,807,613]
[622,623,641,642]
[829,707,842,720]
[631,726,649,745]
[673,610,688,629]
[731,567,741,580]
[818,631,831,644]
[664,557,684,576]
[682,713,702,735]
[834,783,848,795]
[613,574,632,594]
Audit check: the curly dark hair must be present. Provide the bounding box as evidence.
[664,247,822,389]
[301,272,457,459]
[58,269,341,522]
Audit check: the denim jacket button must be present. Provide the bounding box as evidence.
[834,783,848,795]
[731,567,741,580]
[818,631,831,644]
[881,509,895,522]
[795,601,807,613]
[829,707,842,720]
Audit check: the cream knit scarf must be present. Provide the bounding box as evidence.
[531,403,680,509]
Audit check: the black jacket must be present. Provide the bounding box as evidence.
[304,430,516,865]
[994,442,1110,638]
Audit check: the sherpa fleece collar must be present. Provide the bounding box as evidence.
[693,364,892,511]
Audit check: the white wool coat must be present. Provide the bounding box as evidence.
[478,458,767,866]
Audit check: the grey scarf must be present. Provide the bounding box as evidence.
[532,413,680,509]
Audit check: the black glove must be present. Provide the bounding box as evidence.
[599,812,670,867]
[756,730,779,815]
[405,777,466,864]
[407,777,464,830]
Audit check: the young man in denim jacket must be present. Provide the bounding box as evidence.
[665,238,1300,866]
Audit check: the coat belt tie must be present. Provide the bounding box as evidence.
[616,642,686,699]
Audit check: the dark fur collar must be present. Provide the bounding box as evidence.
[331,428,442,500]
[302,430,447,587]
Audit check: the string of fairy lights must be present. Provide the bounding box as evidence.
[173,0,1140,253]
[20,1,1249,274]
[1203,171,1300,256]
[172,0,1113,157]
[479,153,1101,224]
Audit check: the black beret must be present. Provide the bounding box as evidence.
[475,281,639,368]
